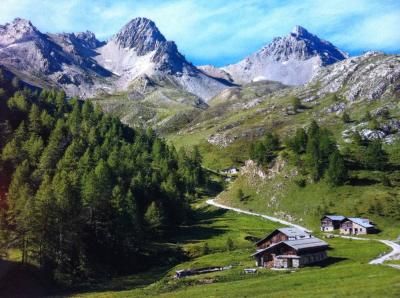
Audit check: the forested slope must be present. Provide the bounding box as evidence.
[0,70,205,285]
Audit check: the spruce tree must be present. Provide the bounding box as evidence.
[326,151,348,186]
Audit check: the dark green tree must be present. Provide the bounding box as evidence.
[326,150,348,186]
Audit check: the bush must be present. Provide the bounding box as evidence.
[202,242,210,255]
[342,112,351,123]
[294,178,306,188]
[291,96,301,113]
[226,238,234,251]
[381,175,391,187]
[237,188,245,201]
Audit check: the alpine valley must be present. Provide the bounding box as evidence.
[1,15,400,298]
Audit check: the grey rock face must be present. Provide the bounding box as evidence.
[222,26,348,85]
[0,18,113,97]
[114,18,166,55]
[326,102,346,114]
[307,52,400,102]
[198,65,234,83]
[0,17,231,101]
[0,18,42,46]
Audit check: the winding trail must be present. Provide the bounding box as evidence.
[369,240,400,264]
[206,199,311,232]
[206,198,400,266]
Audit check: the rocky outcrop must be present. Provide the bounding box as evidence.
[308,52,400,102]
[198,65,234,83]
[342,119,400,144]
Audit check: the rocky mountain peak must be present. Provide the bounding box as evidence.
[261,26,348,64]
[221,26,348,85]
[290,25,310,38]
[75,30,103,49]
[0,17,42,46]
[113,17,167,55]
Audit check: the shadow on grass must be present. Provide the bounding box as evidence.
[67,265,172,296]
[67,206,231,296]
[307,256,347,268]
[348,177,379,186]
[172,207,229,243]
[0,259,51,297]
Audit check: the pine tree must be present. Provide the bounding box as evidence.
[363,140,387,170]
[145,201,164,229]
[326,150,348,186]
[28,104,42,135]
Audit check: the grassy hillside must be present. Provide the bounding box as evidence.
[72,202,399,297]
[92,76,206,134]
[218,162,400,238]
[164,78,400,240]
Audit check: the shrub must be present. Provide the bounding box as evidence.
[202,242,210,255]
[342,112,351,123]
[226,238,234,251]
[294,178,306,188]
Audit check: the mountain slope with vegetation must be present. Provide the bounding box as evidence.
[0,70,207,286]
[167,53,400,239]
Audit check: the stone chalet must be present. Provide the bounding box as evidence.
[320,215,346,232]
[252,227,329,269]
[340,218,375,235]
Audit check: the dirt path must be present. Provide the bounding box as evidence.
[206,199,312,232]
[206,198,400,266]
[369,240,400,264]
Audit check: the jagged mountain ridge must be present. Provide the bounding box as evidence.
[0,17,232,100]
[303,51,400,102]
[218,26,348,85]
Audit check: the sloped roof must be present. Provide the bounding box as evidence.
[322,215,345,221]
[283,238,328,251]
[278,227,310,238]
[256,227,310,246]
[252,237,328,256]
[347,218,374,228]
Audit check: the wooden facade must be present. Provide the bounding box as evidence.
[254,240,328,269]
[256,228,311,249]
[256,231,290,249]
[253,228,328,269]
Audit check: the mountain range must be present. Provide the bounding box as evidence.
[0,17,232,100]
[0,17,355,102]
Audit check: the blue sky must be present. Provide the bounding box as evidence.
[0,0,399,66]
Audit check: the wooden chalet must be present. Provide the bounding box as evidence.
[256,227,311,249]
[320,215,345,232]
[252,237,329,269]
[340,218,375,235]
[252,227,328,269]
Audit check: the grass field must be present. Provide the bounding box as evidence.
[73,201,400,298]
[216,155,400,240]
